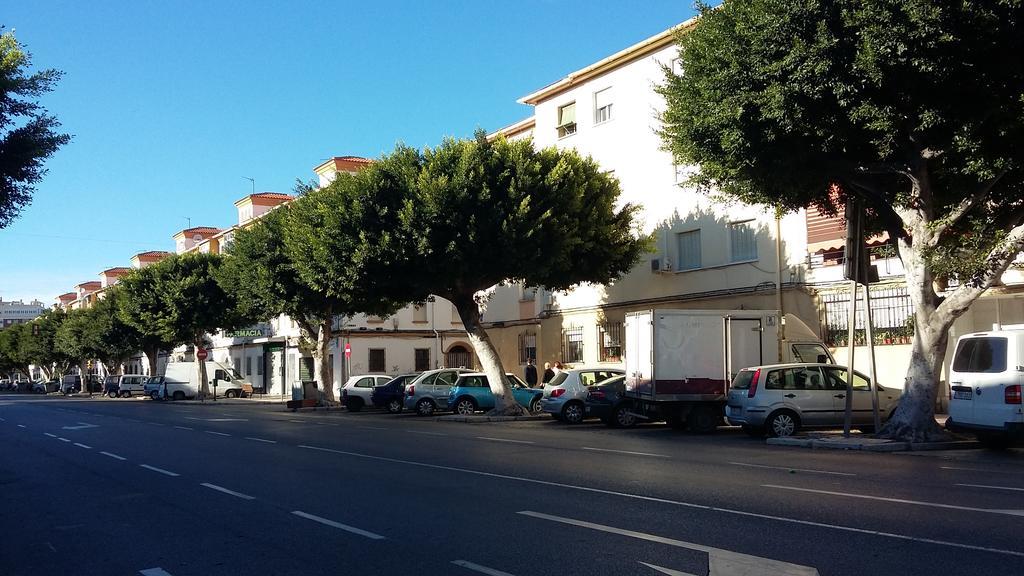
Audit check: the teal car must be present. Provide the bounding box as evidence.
[447,372,542,415]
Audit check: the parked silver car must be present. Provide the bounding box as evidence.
[540,367,625,424]
[404,368,473,416]
[725,363,899,437]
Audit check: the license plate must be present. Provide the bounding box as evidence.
[953,390,972,400]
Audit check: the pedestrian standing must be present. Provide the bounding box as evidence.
[553,361,564,376]
[524,358,538,387]
[542,362,555,383]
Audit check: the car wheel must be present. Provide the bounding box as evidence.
[225,390,238,399]
[529,398,542,414]
[454,397,477,415]
[347,398,364,412]
[415,398,435,416]
[562,401,585,425]
[766,410,800,438]
[172,391,186,401]
[386,399,403,414]
[613,404,637,428]
[150,391,160,400]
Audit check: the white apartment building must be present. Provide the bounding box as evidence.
[481,21,822,375]
[1,298,46,328]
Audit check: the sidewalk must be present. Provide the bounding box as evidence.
[765,415,981,452]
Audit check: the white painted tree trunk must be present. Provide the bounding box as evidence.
[197,339,210,399]
[80,361,91,396]
[455,298,525,416]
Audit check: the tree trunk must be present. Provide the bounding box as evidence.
[80,361,91,396]
[878,236,951,441]
[196,338,210,399]
[145,344,159,377]
[454,295,526,416]
[314,317,335,404]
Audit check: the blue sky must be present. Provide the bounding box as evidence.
[1,1,697,303]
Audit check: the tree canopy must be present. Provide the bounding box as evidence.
[0,30,71,228]
[658,0,1024,440]
[295,132,647,412]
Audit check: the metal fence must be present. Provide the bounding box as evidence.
[821,285,915,346]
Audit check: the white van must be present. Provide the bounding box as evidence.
[162,362,253,400]
[117,374,149,397]
[947,330,1024,446]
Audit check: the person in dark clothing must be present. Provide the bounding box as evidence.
[524,358,538,387]
[542,362,555,384]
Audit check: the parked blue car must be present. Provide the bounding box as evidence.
[447,372,542,415]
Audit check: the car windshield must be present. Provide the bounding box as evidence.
[146,377,163,385]
[730,370,755,390]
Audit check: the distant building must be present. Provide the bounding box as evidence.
[1,298,46,328]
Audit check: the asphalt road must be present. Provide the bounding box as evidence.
[1,393,1022,576]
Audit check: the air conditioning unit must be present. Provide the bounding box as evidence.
[651,258,672,273]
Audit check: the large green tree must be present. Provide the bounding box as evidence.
[220,200,386,403]
[0,30,71,228]
[292,133,646,414]
[88,290,146,376]
[118,253,252,397]
[658,0,1024,440]
[55,308,100,395]
[21,308,72,380]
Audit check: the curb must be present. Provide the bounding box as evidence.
[436,414,550,423]
[767,436,982,452]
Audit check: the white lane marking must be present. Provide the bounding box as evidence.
[61,422,98,430]
[729,462,855,476]
[582,447,668,458]
[174,426,193,431]
[204,418,248,422]
[140,568,174,576]
[639,563,698,576]
[57,437,71,442]
[204,430,231,437]
[0,417,5,421]
[290,510,385,540]
[17,424,26,428]
[146,422,165,426]
[476,437,534,445]
[942,465,1023,475]
[245,437,276,444]
[74,443,92,449]
[44,433,57,438]
[297,444,1024,558]
[763,484,1024,517]
[201,482,256,500]
[140,464,179,477]
[451,559,517,576]
[288,419,304,423]
[358,426,386,430]
[521,511,818,575]
[100,451,126,461]
[405,430,446,436]
[956,483,1024,493]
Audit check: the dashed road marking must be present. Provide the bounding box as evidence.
[201,482,255,500]
[74,443,92,449]
[582,447,668,458]
[730,462,854,476]
[44,433,57,438]
[298,443,1024,558]
[405,430,446,436]
[204,431,230,437]
[146,422,165,426]
[16,424,26,428]
[139,568,174,576]
[763,484,1024,517]
[476,437,534,445]
[451,559,517,576]
[100,451,126,461]
[140,464,179,477]
[956,483,1024,493]
[174,426,193,431]
[358,426,386,430]
[57,437,71,442]
[245,437,276,444]
[291,510,385,539]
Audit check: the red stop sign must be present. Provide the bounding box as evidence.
[196,347,208,361]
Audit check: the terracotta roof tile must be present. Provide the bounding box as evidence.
[179,226,221,235]
[135,251,173,258]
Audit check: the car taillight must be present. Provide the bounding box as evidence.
[407,385,414,396]
[1006,385,1022,405]
[589,390,606,400]
[747,369,761,399]
[550,388,566,398]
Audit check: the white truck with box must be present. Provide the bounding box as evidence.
[159,361,254,400]
[623,309,834,432]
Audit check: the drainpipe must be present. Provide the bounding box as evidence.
[775,213,785,359]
